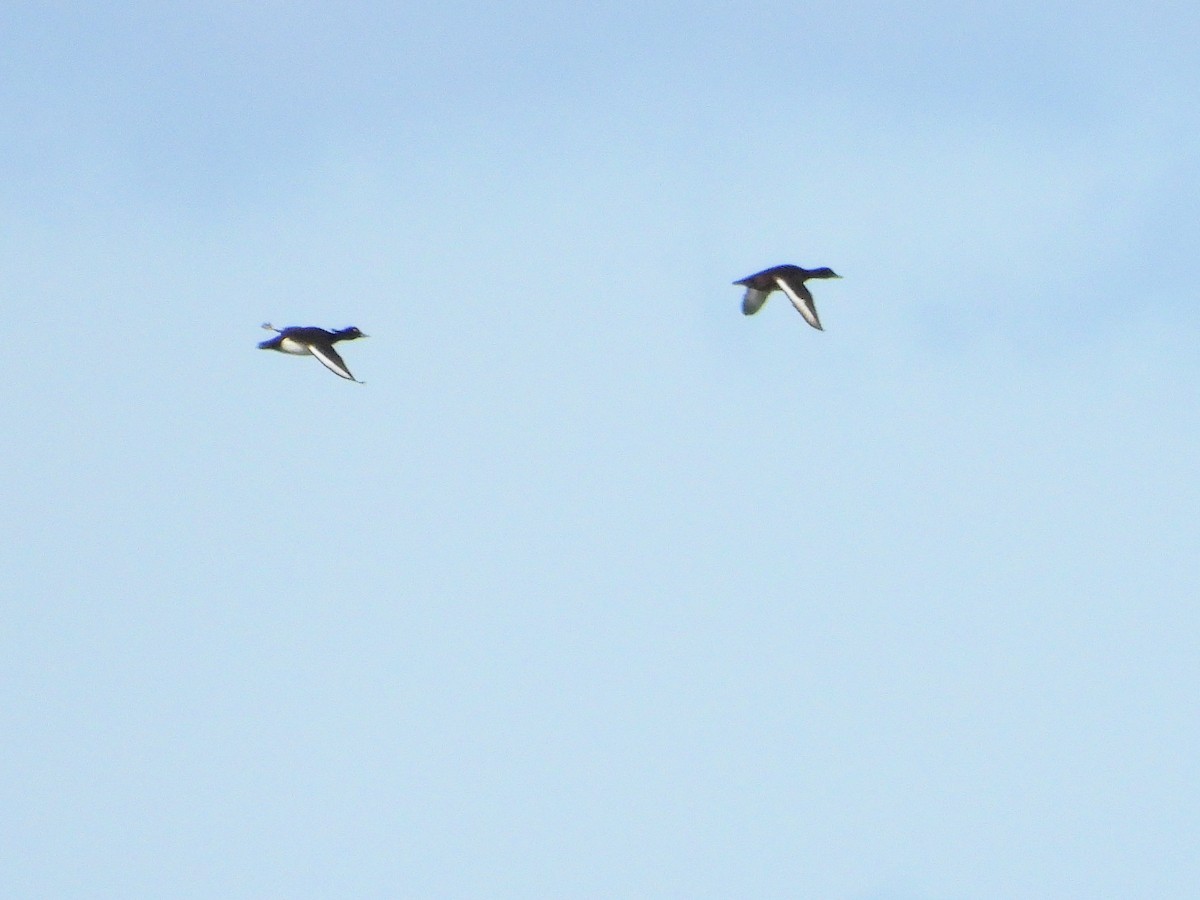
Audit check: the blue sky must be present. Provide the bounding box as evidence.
[3,3,1198,897]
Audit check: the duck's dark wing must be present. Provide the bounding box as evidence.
[308,342,361,381]
[741,286,772,315]
[775,276,823,330]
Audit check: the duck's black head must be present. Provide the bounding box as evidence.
[808,267,841,280]
[334,326,368,341]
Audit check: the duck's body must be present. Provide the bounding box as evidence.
[259,324,367,382]
[734,264,841,330]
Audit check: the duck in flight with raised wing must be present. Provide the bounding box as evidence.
[258,324,368,382]
[734,264,842,330]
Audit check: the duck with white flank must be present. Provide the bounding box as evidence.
[259,324,368,382]
[734,264,842,330]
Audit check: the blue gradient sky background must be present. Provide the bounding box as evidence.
[3,3,1198,897]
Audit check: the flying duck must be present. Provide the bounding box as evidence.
[259,324,368,382]
[734,264,842,330]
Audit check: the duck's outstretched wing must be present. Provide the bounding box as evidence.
[776,276,823,330]
[741,287,771,316]
[309,342,361,382]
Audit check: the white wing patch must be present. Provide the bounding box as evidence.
[308,343,358,381]
[775,276,823,330]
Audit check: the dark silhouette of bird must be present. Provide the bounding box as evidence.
[734,264,842,330]
[258,324,368,382]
